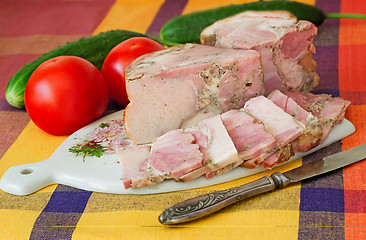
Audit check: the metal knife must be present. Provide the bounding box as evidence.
[159,143,366,225]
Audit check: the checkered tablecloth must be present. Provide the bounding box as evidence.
[1,0,365,239]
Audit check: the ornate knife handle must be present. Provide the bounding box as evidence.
[158,172,290,225]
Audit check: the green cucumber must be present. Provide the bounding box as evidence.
[160,1,325,45]
[160,0,366,45]
[6,30,150,109]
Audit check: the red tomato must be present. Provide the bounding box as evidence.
[25,56,109,135]
[101,37,164,107]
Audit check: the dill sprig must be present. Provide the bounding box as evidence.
[69,140,106,162]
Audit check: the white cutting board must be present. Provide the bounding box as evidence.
[0,110,355,196]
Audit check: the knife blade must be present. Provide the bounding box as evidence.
[159,143,366,225]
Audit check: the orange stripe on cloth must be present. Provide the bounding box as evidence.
[339,0,366,45]
[341,105,366,150]
[338,0,366,95]
[183,0,316,14]
[344,213,366,240]
[342,105,366,201]
[339,21,366,46]
[93,0,165,34]
[338,44,366,92]
[339,2,366,238]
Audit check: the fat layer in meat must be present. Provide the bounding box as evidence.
[201,11,319,95]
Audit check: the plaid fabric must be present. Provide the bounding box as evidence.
[1,0,365,239]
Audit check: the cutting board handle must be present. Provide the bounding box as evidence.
[0,160,55,195]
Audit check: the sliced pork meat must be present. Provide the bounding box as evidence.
[221,109,277,167]
[242,95,305,168]
[244,95,304,147]
[118,92,351,189]
[119,115,241,188]
[147,129,204,179]
[174,128,212,182]
[124,43,264,144]
[119,129,206,189]
[183,115,241,180]
[117,145,164,189]
[268,90,322,152]
[197,115,240,170]
[283,91,351,144]
[201,11,319,95]
[261,145,293,169]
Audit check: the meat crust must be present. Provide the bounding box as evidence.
[201,10,319,95]
[124,43,264,144]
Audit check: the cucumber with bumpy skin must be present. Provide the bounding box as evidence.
[160,0,366,45]
[6,30,150,109]
[160,1,326,45]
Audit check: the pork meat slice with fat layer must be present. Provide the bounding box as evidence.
[117,145,164,189]
[118,92,351,189]
[178,115,241,181]
[195,115,240,171]
[244,95,305,147]
[201,11,319,95]
[119,115,240,188]
[119,129,205,189]
[268,90,322,152]
[220,109,278,168]
[243,95,305,168]
[147,129,204,179]
[124,43,263,144]
[283,91,351,144]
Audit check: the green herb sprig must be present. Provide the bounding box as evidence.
[69,140,106,162]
